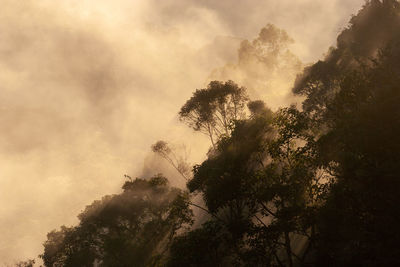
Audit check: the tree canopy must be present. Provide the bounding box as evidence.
[38,1,400,266]
[41,175,193,267]
[179,80,248,148]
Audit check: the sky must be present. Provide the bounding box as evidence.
[0,0,364,264]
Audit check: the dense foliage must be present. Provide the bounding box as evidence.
[40,1,400,266]
[41,175,193,266]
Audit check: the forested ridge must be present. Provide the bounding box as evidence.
[23,1,400,266]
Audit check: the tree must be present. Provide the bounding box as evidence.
[176,103,321,266]
[210,24,302,108]
[41,175,193,267]
[12,259,35,267]
[151,140,191,181]
[312,44,400,266]
[37,3,400,266]
[293,0,400,117]
[246,106,322,266]
[291,1,400,264]
[179,80,248,148]
[167,221,235,267]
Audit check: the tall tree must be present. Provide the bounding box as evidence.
[151,140,191,181]
[179,80,248,148]
[171,103,321,266]
[210,24,302,108]
[293,0,400,117]
[292,1,400,264]
[312,44,400,266]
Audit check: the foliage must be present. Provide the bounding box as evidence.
[167,221,235,267]
[174,104,322,266]
[247,100,272,118]
[293,0,400,117]
[311,44,400,266]
[13,259,35,267]
[210,24,302,108]
[151,141,191,181]
[38,2,400,266]
[170,3,400,266]
[179,80,248,147]
[237,23,301,76]
[290,1,400,264]
[41,175,193,267]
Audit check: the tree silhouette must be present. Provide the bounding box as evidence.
[37,2,400,266]
[172,104,320,266]
[179,80,248,148]
[41,175,193,267]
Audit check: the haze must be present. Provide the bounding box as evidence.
[0,0,363,264]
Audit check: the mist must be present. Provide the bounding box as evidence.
[0,0,364,263]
